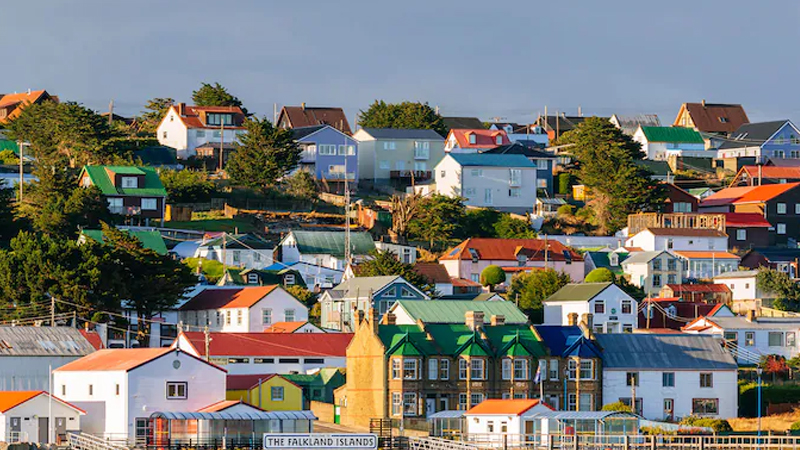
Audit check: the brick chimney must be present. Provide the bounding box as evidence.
[178,102,186,116]
[356,310,365,326]
[384,312,396,325]
[465,311,485,331]
[567,312,579,326]
[580,313,594,339]
[746,309,756,323]
[490,315,505,326]
[301,102,306,110]
[370,308,380,334]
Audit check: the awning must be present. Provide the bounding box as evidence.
[527,411,637,420]
[150,411,317,421]
[428,410,466,419]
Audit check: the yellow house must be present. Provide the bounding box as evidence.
[226,374,303,411]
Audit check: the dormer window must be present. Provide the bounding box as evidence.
[247,274,259,284]
[468,133,477,145]
[207,113,233,126]
[121,177,138,188]
[496,135,503,145]
[609,253,619,266]
[719,117,729,123]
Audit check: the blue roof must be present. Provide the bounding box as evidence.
[532,411,638,420]
[449,153,535,168]
[534,325,583,356]
[263,261,299,271]
[563,335,603,359]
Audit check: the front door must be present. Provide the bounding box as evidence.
[55,417,67,445]
[38,417,49,444]
[606,322,619,333]
[664,398,674,421]
[426,398,437,417]
[439,397,448,411]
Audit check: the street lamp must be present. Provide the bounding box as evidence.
[756,366,763,438]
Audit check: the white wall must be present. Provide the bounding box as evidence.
[681,257,739,279]
[444,259,584,283]
[544,285,637,332]
[713,275,762,301]
[626,232,727,252]
[0,395,82,444]
[195,246,274,270]
[623,254,684,296]
[53,370,127,437]
[435,156,537,210]
[0,356,84,391]
[602,369,738,420]
[178,289,308,332]
[157,107,245,159]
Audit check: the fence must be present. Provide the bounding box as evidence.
[459,434,800,450]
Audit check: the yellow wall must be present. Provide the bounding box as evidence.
[248,376,303,411]
[342,315,387,428]
[226,389,250,402]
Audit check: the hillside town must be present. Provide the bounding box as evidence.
[2,86,800,448]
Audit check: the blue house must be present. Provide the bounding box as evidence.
[480,142,557,194]
[718,120,800,162]
[292,125,358,184]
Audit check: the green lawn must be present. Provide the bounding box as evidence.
[183,257,235,283]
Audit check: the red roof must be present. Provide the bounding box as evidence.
[170,105,246,130]
[501,266,546,272]
[197,399,264,412]
[466,399,550,415]
[264,322,309,333]
[449,129,510,149]
[179,286,279,311]
[0,90,53,122]
[79,329,104,350]
[0,391,85,414]
[451,277,482,287]
[441,238,582,262]
[54,348,224,373]
[181,331,353,357]
[278,106,351,134]
[673,251,740,260]
[720,212,771,228]
[674,103,749,134]
[741,166,800,180]
[665,283,731,293]
[701,183,800,207]
[413,263,452,284]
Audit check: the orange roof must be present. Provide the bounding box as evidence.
[673,251,740,260]
[179,286,279,310]
[719,212,771,228]
[466,399,548,415]
[413,263,452,284]
[264,322,309,333]
[0,391,85,414]
[79,329,104,350]
[449,129,510,149]
[170,105,246,130]
[501,266,546,272]
[0,90,52,122]
[197,399,264,412]
[665,283,731,293]
[441,238,582,262]
[701,183,800,207]
[741,166,800,180]
[623,247,644,252]
[450,277,482,287]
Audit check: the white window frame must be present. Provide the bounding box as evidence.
[262,309,272,325]
[392,392,402,415]
[141,198,158,210]
[470,358,485,380]
[403,392,418,416]
[579,360,593,380]
[514,359,529,380]
[440,359,450,380]
[285,309,296,322]
[379,160,391,170]
[403,358,419,380]
[166,381,187,400]
[459,358,468,380]
[392,358,401,380]
[737,229,747,241]
[778,203,787,214]
[271,386,284,401]
[121,177,138,188]
[502,358,512,380]
[778,223,787,234]
[428,358,438,380]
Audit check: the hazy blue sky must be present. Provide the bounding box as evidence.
[4,0,799,125]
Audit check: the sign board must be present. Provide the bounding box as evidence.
[263,434,378,450]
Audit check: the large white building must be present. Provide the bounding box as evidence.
[543,283,637,334]
[631,126,707,160]
[596,334,738,421]
[625,228,728,252]
[434,153,537,212]
[177,286,308,332]
[157,103,246,159]
[53,348,226,443]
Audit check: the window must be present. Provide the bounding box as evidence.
[470,393,484,407]
[594,300,605,314]
[162,131,168,139]
[622,324,633,334]
[736,229,747,241]
[232,251,240,263]
[465,188,476,196]
[392,359,401,379]
[626,372,639,386]
[166,382,187,400]
[383,141,396,150]
[509,188,521,198]
[338,145,355,156]
[89,384,93,396]
[284,274,295,285]
[401,287,415,298]
[567,393,577,411]
[470,273,480,283]
[769,332,784,347]
[403,359,419,379]
[395,161,405,170]
[107,197,123,210]
[471,169,483,177]
[140,198,158,210]
[121,177,138,188]
[318,144,337,156]
[549,359,559,380]
[580,360,593,379]
[213,130,221,138]
[514,359,529,379]
[237,309,243,325]
[692,398,719,415]
[653,274,662,287]
[414,162,426,171]
[392,392,402,415]
[719,117,729,123]
[568,359,577,379]
[440,359,450,380]
[509,169,522,186]
[745,331,755,346]
[471,359,485,380]
[403,392,418,416]
[62,385,66,396]
[502,359,512,380]
[206,113,233,126]
[620,398,643,415]
[700,373,713,388]
[621,300,632,314]
[484,189,492,204]
[673,202,692,213]
[667,259,676,271]
[653,259,662,271]
[579,393,593,411]
[270,386,284,401]
[414,142,429,159]
[115,384,120,396]
[778,223,787,235]
[667,239,674,250]
[663,372,675,387]
[254,358,274,364]
[495,135,503,145]
[379,160,390,170]
[778,203,787,214]
[788,332,796,347]
[439,170,446,178]
[262,309,272,325]
[428,358,438,380]
[468,134,477,145]
[225,310,231,325]
[796,204,800,214]
[385,287,397,297]
[285,309,296,322]
[458,393,468,410]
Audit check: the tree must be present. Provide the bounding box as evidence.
[585,268,616,283]
[285,284,316,306]
[757,268,800,311]
[357,250,435,296]
[459,208,501,239]
[557,117,666,233]
[507,268,572,323]
[19,176,114,238]
[494,214,535,239]
[139,97,175,133]
[408,194,466,249]
[0,186,18,245]
[192,82,247,115]
[281,171,318,201]
[226,118,301,191]
[160,169,216,203]
[480,265,505,291]
[0,149,18,165]
[359,101,447,137]
[558,172,572,195]
[389,191,422,238]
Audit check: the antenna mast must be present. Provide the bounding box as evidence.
[344,137,352,267]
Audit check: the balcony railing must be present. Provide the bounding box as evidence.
[390,170,431,180]
[324,172,356,180]
[108,206,141,216]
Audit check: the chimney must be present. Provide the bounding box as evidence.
[746,309,756,323]
[369,308,380,334]
[567,312,579,326]
[301,102,306,110]
[490,314,505,326]
[465,310,485,331]
[356,310,365,326]
[384,312,396,325]
[178,102,186,116]
[702,99,706,108]
[581,313,594,330]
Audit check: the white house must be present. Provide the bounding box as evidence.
[156,103,246,159]
[596,334,738,421]
[194,233,274,270]
[632,126,707,160]
[0,391,84,445]
[278,230,376,271]
[489,123,549,146]
[682,313,800,365]
[713,270,774,302]
[262,261,343,289]
[673,251,740,280]
[0,327,98,391]
[177,286,308,332]
[621,251,684,296]
[543,283,637,333]
[625,228,728,252]
[434,153,537,212]
[173,331,352,375]
[464,399,553,441]
[53,348,226,443]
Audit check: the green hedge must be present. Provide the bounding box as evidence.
[739,381,800,417]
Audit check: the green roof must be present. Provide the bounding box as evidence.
[586,252,627,276]
[205,233,273,249]
[0,140,19,156]
[219,267,306,287]
[640,126,704,144]
[378,323,546,358]
[394,300,528,324]
[81,229,168,255]
[81,165,167,197]
[291,231,375,258]
[545,282,613,303]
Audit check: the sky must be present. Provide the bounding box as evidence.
[4,0,800,126]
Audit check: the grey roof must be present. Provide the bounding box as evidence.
[621,251,667,265]
[428,410,466,419]
[709,316,800,331]
[443,117,485,130]
[0,326,97,356]
[719,120,790,150]
[291,125,327,140]
[331,276,402,298]
[359,128,444,140]
[745,248,800,263]
[713,270,759,279]
[545,283,614,303]
[594,334,737,370]
[393,299,528,324]
[530,410,638,420]
[482,142,556,159]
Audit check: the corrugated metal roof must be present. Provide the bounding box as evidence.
[291,231,375,257]
[81,229,168,255]
[428,410,465,419]
[709,316,800,331]
[449,153,536,168]
[594,334,737,370]
[331,276,401,297]
[81,166,167,197]
[545,283,613,303]
[360,128,444,140]
[394,300,528,324]
[640,127,704,144]
[0,326,97,356]
[531,410,637,420]
[621,251,667,265]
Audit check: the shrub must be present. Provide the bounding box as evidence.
[680,416,732,432]
[480,265,506,289]
[0,149,19,165]
[160,169,216,203]
[585,268,616,283]
[601,401,632,413]
[558,173,571,195]
[791,421,800,431]
[556,204,574,217]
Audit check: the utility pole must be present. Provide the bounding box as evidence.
[222,232,227,275]
[17,142,24,202]
[203,325,210,361]
[108,100,114,126]
[273,103,278,124]
[544,235,549,268]
[344,135,352,268]
[50,296,55,327]
[219,119,225,171]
